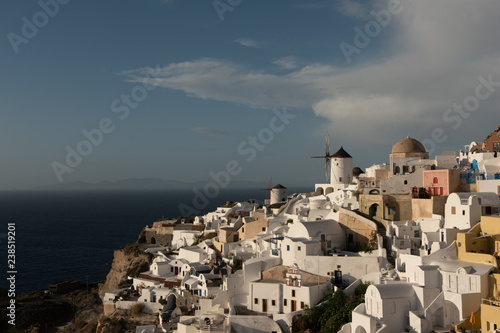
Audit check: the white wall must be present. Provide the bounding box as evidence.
[250,282,282,313]
[444,194,482,230]
[289,254,381,285]
[282,238,321,266]
[479,179,500,195]
[179,247,207,263]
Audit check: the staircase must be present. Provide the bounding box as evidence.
[374,220,395,267]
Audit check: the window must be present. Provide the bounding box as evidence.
[272,300,276,306]
[242,228,244,232]
[284,299,287,306]
[287,245,290,251]
[403,166,409,174]
[470,277,477,292]
[462,210,466,216]
[298,246,301,251]
[292,290,296,297]
[171,267,173,272]
[254,298,259,304]
[404,180,408,185]
[262,227,266,232]
[433,177,439,184]
[448,275,456,289]
[451,206,456,215]
[301,302,305,309]
[414,230,420,238]
[339,177,342,182]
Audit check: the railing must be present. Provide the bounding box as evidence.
[482,298,500,307]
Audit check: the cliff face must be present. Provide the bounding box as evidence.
[99,243,152,301]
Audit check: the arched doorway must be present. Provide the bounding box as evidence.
[165,293,177,311]
[369,204,380,219]
[316,187,324,195]
[325,187,334,194]
[150,237,156,245]
[355,326,367,333]
[369,189,380,195]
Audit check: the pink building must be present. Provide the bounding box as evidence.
[423,169,461,196]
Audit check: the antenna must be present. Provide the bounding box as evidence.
[311,133,331,182]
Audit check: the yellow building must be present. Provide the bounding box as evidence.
[239,211,269,241]
[457,215,500,332]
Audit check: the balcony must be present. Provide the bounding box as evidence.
[482,298,500,307]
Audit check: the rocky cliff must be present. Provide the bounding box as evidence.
[98,243,153,301]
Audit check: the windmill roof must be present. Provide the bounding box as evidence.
[332,146,352,158]
[273,184,287,189]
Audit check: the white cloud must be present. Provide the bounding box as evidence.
[234,39,261,48]
[273,56,299,69]
[122,1,500,148]
[120,58,324,109]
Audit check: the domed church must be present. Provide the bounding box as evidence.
[390,136,429,175]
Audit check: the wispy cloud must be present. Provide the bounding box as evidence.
[234,38,260,48]
[192,127,243,137]
[121,1,500,146]
[334,0,369,19]
[119,58,324,109]
[296,0,370,19]
[273,56,299,69]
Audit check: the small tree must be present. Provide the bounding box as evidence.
[131,303,144,316]
[232,257,243,272]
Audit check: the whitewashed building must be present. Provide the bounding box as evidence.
[444,192,500,230]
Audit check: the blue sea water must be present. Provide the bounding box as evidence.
[0,188,308,293]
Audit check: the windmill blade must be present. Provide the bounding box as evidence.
[325,159,329,181]
[325,133,330,156]
[312,133,332,182]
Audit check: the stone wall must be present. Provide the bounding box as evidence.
[144,230,172,246]
[338,209,377,251]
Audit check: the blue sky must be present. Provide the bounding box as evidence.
[1,0,500,190]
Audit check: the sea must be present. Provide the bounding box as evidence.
[0,188,309,293]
